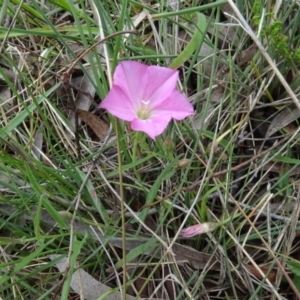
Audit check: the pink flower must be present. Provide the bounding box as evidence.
[99,61,194,139]
[180,222,217,238]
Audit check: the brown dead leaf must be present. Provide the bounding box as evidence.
[220,3,235,18]
[244,264,277,283]
[237,44,258,68]
[210,84,226,103]
[255,161,300,176]
[67,43,105,133]
[77,109,109,140]
[49,255,139,300]
[172,243,220,270]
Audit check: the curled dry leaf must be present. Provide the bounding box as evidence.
[77,109,109,140]
[244,264,277,283]
[267,107,300,137]
[237,43,258,68]
[172,243,220,270]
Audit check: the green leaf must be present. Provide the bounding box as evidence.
[170,13,207,69]
[288,259,300,293]
[76,167,109,223]
[61,235,87,299]
[34,196,43,240]
[288,259,300,277]
[106,153,155,178]
[10,0,45,21]
[115,238,158,269]
[24,162,67,229]
[0,236,27,245]
[152,0,227,18]
[273,155,300,165]
[42,197,68,229]
[139,159,178,221]
[0,26,98,39]
[293,276,300,293]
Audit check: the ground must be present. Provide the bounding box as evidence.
[1,0,300,299]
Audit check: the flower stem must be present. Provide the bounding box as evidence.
[115,118,127,299]
[132,132,142,160]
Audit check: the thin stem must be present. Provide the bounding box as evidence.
[115,118,127,300]
[64,29,138,77]
[132,132,140,160]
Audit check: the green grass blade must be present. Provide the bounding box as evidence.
[170,13,207,69]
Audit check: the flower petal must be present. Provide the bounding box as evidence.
[99,86,136,121]
[144,66,179,105]
[131,115,172,140]
[153,90,194,120]
[113,61,149,107]
[99,61,195,139]
[181,223,217,238]
[113,61,179,108]
[181,224,206,238]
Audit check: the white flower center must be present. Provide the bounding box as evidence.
[137,100,151,120]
